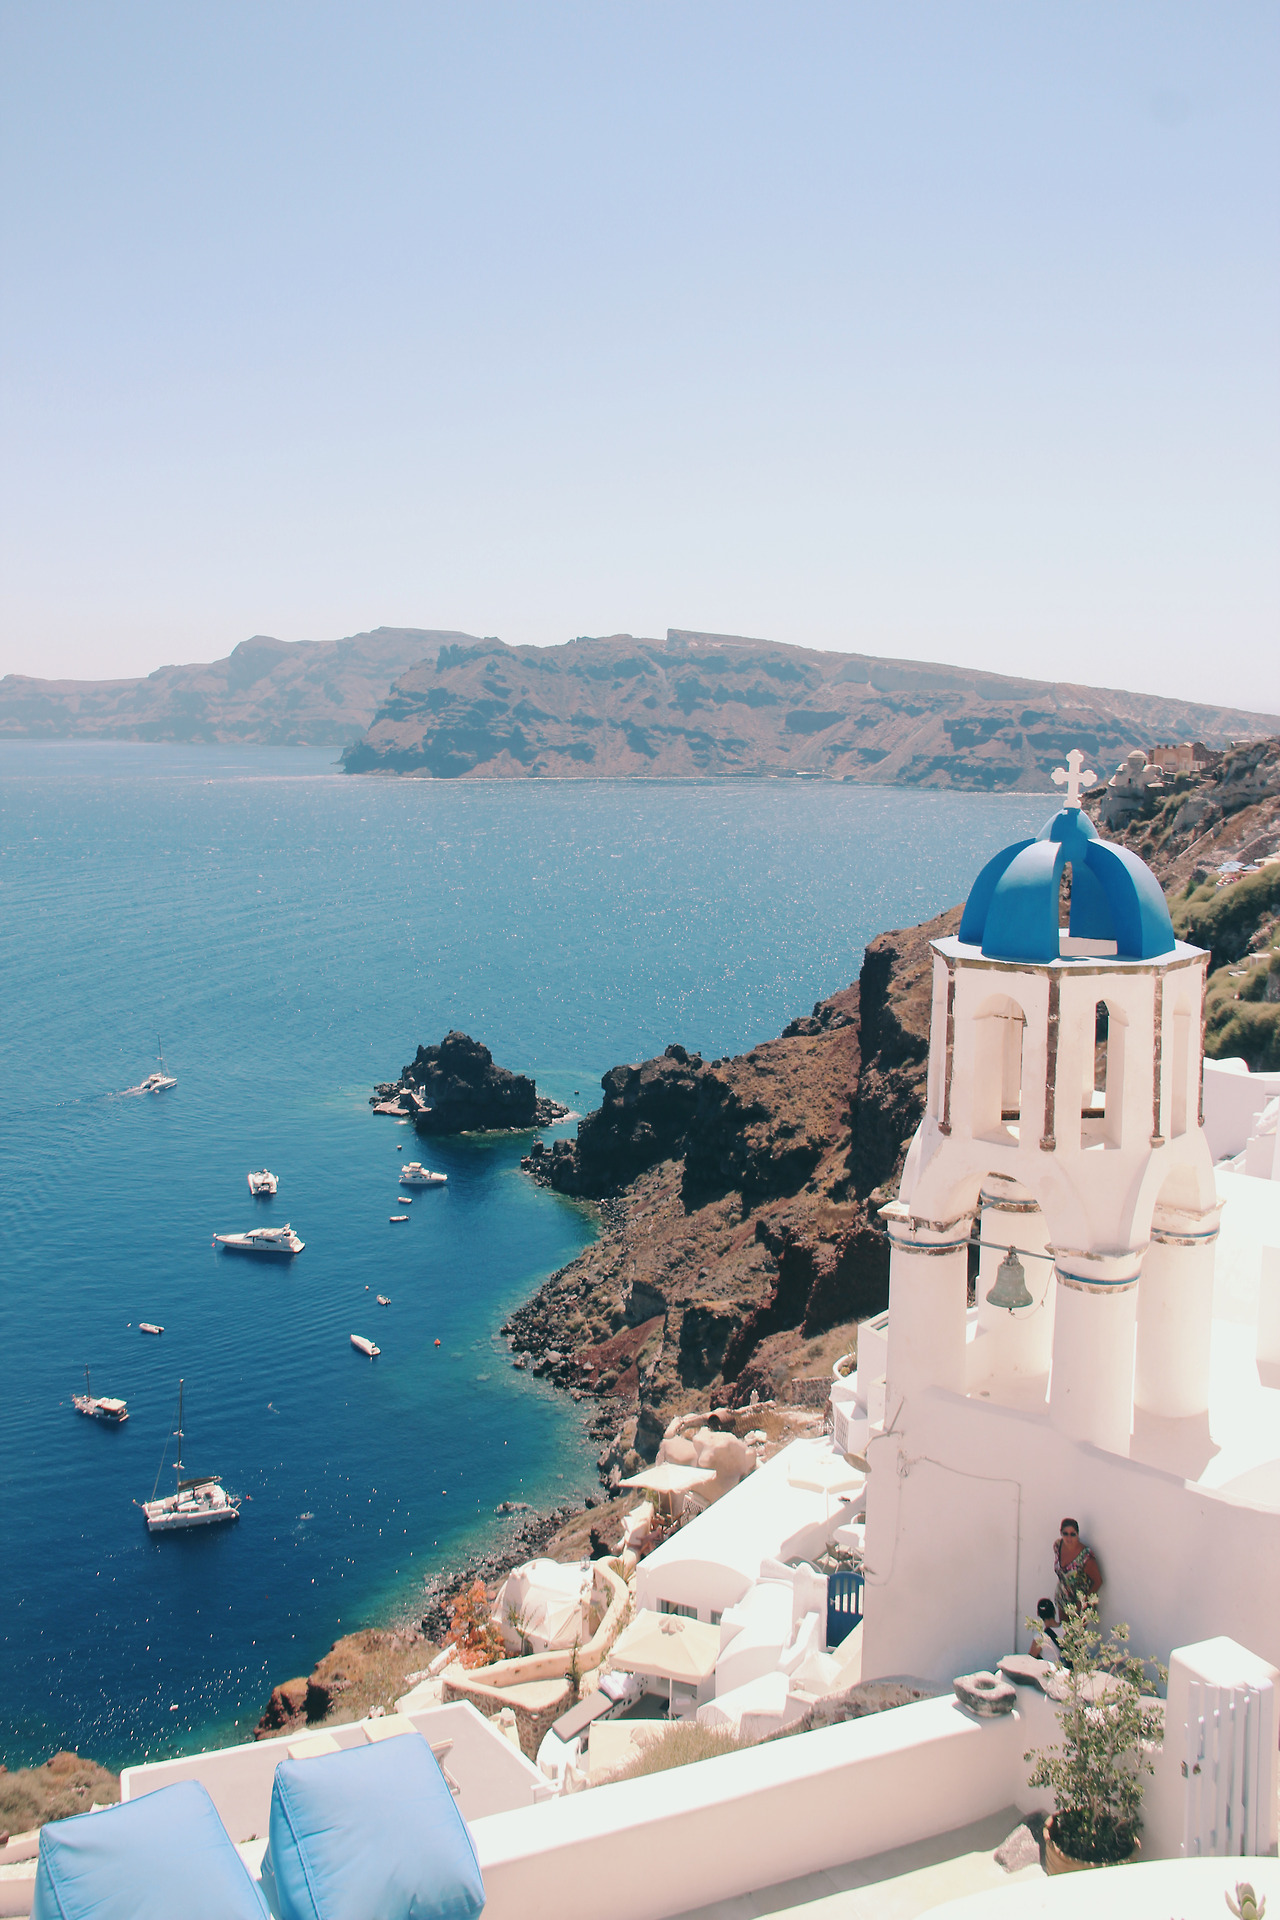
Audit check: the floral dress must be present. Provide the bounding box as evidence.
[1054,1538,1100,1618]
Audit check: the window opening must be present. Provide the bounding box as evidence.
[1084,999,1126,1147]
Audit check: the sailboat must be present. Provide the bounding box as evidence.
[141,1379,240,1532]
[72,1365,128,1425]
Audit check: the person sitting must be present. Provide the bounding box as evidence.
[1054,1516,1102,1619]
[1029,1595,1064,1662]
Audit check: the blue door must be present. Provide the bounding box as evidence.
[826,1569,864,1649]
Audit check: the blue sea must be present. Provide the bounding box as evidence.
[0,743,1050,1770]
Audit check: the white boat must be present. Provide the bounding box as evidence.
[399,1162,447,1186]
[142,1380,240,1532]
[376,1295,390,1307]
[73,1366,128,1425]
[213,1223,304,1257]
[139,1322,164,1336]
[124,1038,177,1096]
[351,1334,380,1357]
[389,1214,408,1223]
[247,1169,278,1196]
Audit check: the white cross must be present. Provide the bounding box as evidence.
[1052,748,1097,809]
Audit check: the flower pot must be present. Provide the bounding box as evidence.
[1044,1816,1140,1875]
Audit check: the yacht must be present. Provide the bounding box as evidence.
[141,1380,240,1532]
[247,1169,278,1196]
[73,1366,128,1425]
[213,1223,304,1257]
[350,1334,380,1358]
[398,1162,447,1186]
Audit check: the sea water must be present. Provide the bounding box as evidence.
[0,743,1051,1768]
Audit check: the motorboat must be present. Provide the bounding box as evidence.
[73,1366,128,1425]
[139,1323,164,1336]
[376,1295,390,1307]
[389,1214,408,1223]
[350,1334,380,1358]
[398,1162,447,1186]
[247,1169,278,1196]
[142,1380,240,1532]
[213,1224,304,1257]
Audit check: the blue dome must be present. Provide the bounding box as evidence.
[958,805,1176,963]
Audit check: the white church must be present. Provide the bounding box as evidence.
[861,748,1280,1689]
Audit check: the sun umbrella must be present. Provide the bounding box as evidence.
[609,1609,722,1711]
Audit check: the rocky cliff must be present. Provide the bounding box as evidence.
[0,628,474,745]
[504,905,954,1470]
[342,630,1278,788]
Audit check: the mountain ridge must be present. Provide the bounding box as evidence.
[343,629,1280,790]
[0,628,478,746]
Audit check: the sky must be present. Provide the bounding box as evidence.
[1,3,1277,709]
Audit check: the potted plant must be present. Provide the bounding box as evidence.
[1025,1598,1166,1873]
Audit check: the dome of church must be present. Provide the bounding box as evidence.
[958,800,1176,963]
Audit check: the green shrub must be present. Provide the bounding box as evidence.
[1172,866,1280,969]
[1205,1001,1280,1072]
[1025,1601,1164,1866]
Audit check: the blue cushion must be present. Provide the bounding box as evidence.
[261,1732,484,1920]
[31,1778,267,1919]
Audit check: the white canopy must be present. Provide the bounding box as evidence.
[620,1462,717,1497]
[785,1452,865,1498]
[610,1609,722,1685]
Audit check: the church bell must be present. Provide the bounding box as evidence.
[986,1246,1033,1313]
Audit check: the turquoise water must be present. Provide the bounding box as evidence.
[0,743,1050,1769]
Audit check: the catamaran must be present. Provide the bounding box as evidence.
[124,1038,177,1096]
[213,1223,304,1257]
[73,1366,128,1425]
[247,1169,279,1195]
[398,1162,447,1186]
[141,1380,240,1532]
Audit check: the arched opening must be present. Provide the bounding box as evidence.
[972,995,1027,1143]
[1170,1008,1191,1138]
[1083,998,1127,1148]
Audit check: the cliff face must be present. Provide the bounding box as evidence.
[0,628,473,745]
[342,630,1277,789]
[505,905,957,1466]
[1087,737,1280,1070]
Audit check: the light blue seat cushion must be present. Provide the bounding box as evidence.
[31,1778,268,1919]
[261,1732,484,1920]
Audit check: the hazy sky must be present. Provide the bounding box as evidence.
[1,3,1276,707]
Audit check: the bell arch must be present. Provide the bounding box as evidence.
[970,992,1029,1144]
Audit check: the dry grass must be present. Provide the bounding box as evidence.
[0,1752,120,1834]
[306,1630,440,1729]
[602,1722,749,1783]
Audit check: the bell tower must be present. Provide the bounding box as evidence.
[881,752,1219,1456]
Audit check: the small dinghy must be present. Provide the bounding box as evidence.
[139,1323,164,1336]
[350,1334,380,1358]
[376,1295,390,1307]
